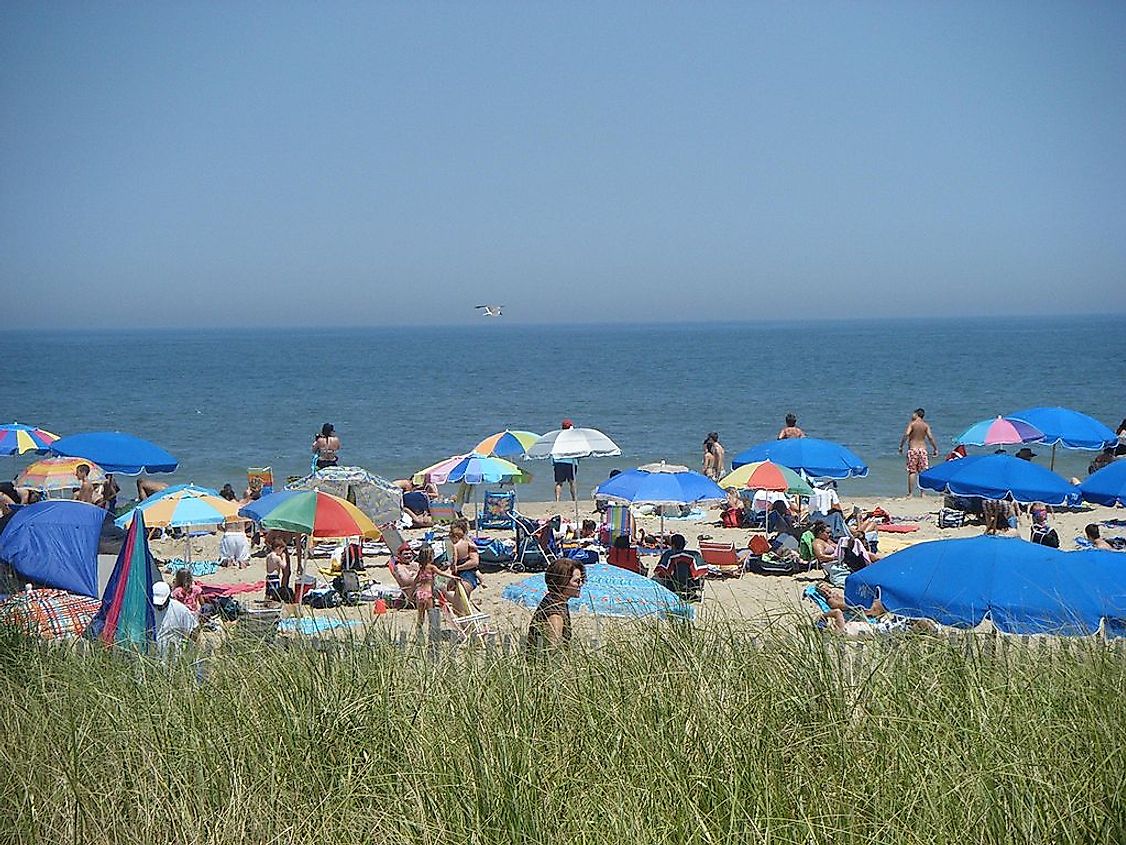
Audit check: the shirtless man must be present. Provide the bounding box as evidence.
[74,464,97,503]
[778,414,805,440]
[898,408,939,497]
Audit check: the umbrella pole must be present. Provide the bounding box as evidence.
[574,461,580,527]
[1051,443,1057,472]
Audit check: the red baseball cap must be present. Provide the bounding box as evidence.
[561,418,574,429]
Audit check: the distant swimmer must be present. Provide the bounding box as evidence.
[475,305,504,317]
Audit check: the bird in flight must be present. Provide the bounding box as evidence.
[475,305,504,317]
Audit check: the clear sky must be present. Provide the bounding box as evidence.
[2,2,1124,328]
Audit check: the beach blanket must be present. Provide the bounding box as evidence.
[876,523,919,533]
[277,617,361,635]
[163,559,220,576]
[200,580,267,600]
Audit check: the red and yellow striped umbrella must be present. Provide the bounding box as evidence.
[16,457,106,492]
[239,489,380,538]
[718,461,813,495]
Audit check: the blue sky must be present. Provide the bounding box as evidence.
[2,2,1124,328]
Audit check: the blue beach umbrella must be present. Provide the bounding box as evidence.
[501,563,693,620]
[918,454,1079,505]
[50,431,178,475]
[1080,460,1126,507]
[595,461,725,534]
[845,535,1126,637]
[1009,406,1117,471]
[731,438,868,480]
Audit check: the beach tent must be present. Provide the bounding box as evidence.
[50,431,178,475]
[286,466,402,526]
[731,438,868,480]
[85,510,161,648]
[918,453,1079,505]
[845,535,1126,637]
[0,500,104,598]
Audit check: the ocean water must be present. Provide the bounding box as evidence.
[1,316,1123,501]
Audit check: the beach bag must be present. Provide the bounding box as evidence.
[214,596,243,621]
[303,588,342,609]
[566,548,599,565]
[938,508,965,529]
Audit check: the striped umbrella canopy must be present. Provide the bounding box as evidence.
[955,416,1044,447]
[239,490,380,538]
[473,430,541,458]
[16,456,106,493]
[0,423,59,456]
[0,589,101,641]
[116,485,239,529]
[718,460,813,495]
[413,453,530,486]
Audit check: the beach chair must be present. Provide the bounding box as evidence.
[656,552,706,602]
[435,573,493,642]
[606,537,645,574]
[699,541,742,577]
[598,504,634,546]
[511,513,560,572]
[248,467,274,496]
[429,500,460,525]
[477,490,516,530]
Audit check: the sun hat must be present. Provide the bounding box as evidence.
[152,580,171,607]
[1016,447,1037,459]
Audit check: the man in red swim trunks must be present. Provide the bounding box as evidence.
[898,408,938,497]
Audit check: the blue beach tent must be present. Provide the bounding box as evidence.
[845,535,1126,637]
[0,500,104,598]
[731,438,868,480]
[918,453,1079,506]
[1080,460,1126,507]
[50,431,178,475]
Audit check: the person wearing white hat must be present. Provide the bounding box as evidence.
[153,579,197,657]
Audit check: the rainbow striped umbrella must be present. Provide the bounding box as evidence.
[0,423,59,456]
[16,456,106,493]
[87,509,160,649]
[955,416,1044,447]
[719,460,813,495]
[239,490,380,538]
[473,430,540,458]
[116,485,239,530]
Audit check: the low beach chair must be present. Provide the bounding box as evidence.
[435,573,493,642]
[429,500,460,525]
[511,513,560,572]
[248,467,274,496]
[599,504,634,546]
[655,552,706,602]
[477,490,516,530]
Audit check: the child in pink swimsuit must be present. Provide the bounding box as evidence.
[412,545,439,629]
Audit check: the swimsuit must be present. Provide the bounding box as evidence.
[905,448,929,473]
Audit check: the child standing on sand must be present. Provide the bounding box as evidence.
[412,545,440,629]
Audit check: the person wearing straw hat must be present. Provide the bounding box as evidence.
[1016,447,1037,462]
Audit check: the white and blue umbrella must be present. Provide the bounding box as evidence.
[595,461,725,534]
[527,426,622,522]
[502,563,692,620]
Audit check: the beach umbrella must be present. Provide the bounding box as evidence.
[845,536,1126,637]
[501,563,693,621]
[86,509,161,649]
[16,456,106,495]
[0,500,105,597]
[50,431,178,475]
[287,465,402,526]
[116,487,239,529]
[0,588,102,641]
[718,460,813,496]
[414,453,530,529]
[527,426,622,522]
[918,453,1079,506]
[0,423,59,456]
[730,438,868,480]
[239,489,380,538]
[473,430,541,458]
[1009,407,1117,470]
[954,416,1043,448]
[1080,460,1126,507]
[595,462,725,535]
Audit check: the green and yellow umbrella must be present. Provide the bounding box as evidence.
[239,490,380,538]
[472,430,540,458]
[719,460,813,495]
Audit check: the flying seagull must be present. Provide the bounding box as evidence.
[475,305,504,317]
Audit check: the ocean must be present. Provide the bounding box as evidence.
[2,315,1123,501]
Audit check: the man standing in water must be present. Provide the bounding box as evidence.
[898,408,938,497]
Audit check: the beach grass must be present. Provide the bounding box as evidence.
[2,623,1125,845]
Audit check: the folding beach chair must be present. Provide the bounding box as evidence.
[699,541,743,577]
[435,572,493,642]
[511,513,560,572]
[248,467,274,496]
[598,504,634,546]
[655,552,706,602]
[477,490,516,530]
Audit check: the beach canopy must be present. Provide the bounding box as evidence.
[240,489,380,538]
[918,453,1079,505]
[1080,459,1126,507]
[116,485,240,530]
[50,431,178,475]
[501,563,693,620]
[954,416,1043,447]
[0,423,59,456]
[473,430,540,458]
[1008,407,1116,451]
[731,438,868,480]
[287,465,402,526]
[845,536,1126,637]
[16,456,106,494]
[526,427,622,461]
[86,510,161,648]
[718,460,813,495]
[595,462,726,508]
[0,499,104,598]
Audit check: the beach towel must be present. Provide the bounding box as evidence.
[277,617,360,635]
[163,559,220,576]
[876,523,919,533]
[200,580,267,600]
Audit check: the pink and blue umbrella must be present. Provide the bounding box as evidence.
[954,416,1043,447]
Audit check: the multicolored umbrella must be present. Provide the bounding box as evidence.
[501,563,693,620]
[473,430,541,458]
[718,460,813,495]
[116,485,240,529]
[955,416,1044,447]
[0,588,101,640]
[413,453,530,486]
[16,456,106,493]
[87,509,161,649]
[239,490,380,538]
[287,465,403,526]
[0,423,59,456]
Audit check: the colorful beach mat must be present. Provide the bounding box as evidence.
[163,559,220,576]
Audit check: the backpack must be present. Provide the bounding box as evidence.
[332,570,363,605]
[1030,524,1060,548]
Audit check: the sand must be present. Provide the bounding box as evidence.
[146,491,1126,642]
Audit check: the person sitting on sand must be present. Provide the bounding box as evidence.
[1085,523,1116,551]
[778,414,805,440]
[171,569,204,613]
[153,580,198,658]
[399,481,434,528]
[1029,507,1060,548]
[983,498,1017,535]
[219,520,252,568]
[527,558,585,654]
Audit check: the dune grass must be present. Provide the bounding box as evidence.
[2,623,1125,845]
